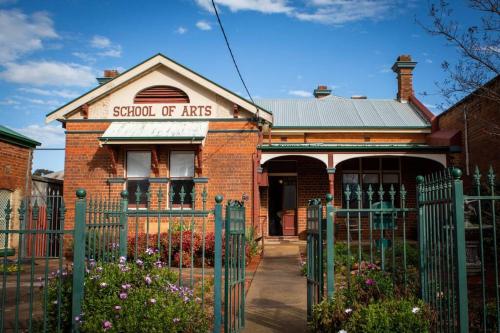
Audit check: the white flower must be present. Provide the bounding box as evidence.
[344,308,352,314]
[339,330,348,333]
[412,307,420,314]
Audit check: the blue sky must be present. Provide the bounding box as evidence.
[0,0,478,172]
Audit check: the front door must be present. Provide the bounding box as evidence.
[268,176,297,236]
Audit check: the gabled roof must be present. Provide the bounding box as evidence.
[45,53,272,123]
[0,125,40,148]
[255,95,431,129]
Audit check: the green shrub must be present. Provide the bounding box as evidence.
[310,297,432,333]
[39,250,210,332]
[346,298,432,333]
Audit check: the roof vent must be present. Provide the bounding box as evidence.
[351,95,367,99]
[96,69,120,85]
[313,85,331,98]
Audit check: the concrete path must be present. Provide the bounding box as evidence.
[243,241,307,333]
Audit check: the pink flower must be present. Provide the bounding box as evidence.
[145,275,152,285]
[102,320,112,331]
[119,292,127,300]
[114,305,121,311]
[149,298,156,304]
[365,278,375,286]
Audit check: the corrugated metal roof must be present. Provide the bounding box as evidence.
[100,122,209,142]
[254,96,430,128]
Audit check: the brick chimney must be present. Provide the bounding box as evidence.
[313,85,331,98]
[392,55,417,102]
[97,69,120,85]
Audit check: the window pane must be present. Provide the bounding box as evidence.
[170,151,194,177]
[171,180,194,206]
[382,157,399,170]
[127,151,151,177]
[127,179,150,205]
[362,173,379,184]
[383,173,399,184]
[342,173,359,184]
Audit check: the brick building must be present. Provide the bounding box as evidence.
[46,54,451,238]
[437,75,500,190]
[0,125,40,254]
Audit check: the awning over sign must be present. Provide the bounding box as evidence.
[99,121,209,145]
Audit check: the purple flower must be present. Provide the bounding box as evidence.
[145,248,154,255]
[119,256,126,264]
[136,259,143,267]
[114,305,121,311]
[154,261,163,268]
[145,275,152,285]
[88,259,96,267]
[119,292,127,300]
[121,283,132,290]
[365,278,375,286]
[173,318,180,323]
[102,320,112,331]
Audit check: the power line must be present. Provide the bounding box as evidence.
[211,0,255,106]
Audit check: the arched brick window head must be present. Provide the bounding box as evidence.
[134,85,190,104]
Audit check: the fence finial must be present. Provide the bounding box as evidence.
[76,189,86,199]
[215,195,223,203]
[120,190,128,199]
[452,167,463,180]
[326,193,333,203]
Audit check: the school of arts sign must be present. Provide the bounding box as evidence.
[112,104,213,118]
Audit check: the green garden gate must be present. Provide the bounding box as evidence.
[306,166,499,333]
[0,185,246,333]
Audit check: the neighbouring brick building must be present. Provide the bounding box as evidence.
[46,54,454,239]
[0,125,40,254]
[437,75,500,190]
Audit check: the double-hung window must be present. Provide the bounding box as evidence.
[170,151,195,207]
[126,151,151,205]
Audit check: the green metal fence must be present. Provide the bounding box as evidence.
[1,185,246,333]
[306,184,416,316]
[224,200,246,333]
[418,167,500,333]
[0,195,70,333]
[306,198,323,319]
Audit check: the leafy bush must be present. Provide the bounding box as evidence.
[310,264,433,333]
[345,298,432,333]
[39,250,210,333]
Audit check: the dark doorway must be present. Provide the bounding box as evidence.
[268,176,297,236]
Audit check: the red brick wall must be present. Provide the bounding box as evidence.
[0,140,32,193]
[438,78,500,190]
[63,121,259,231]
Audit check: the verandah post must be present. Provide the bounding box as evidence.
[71,189,87,332]
[119,190,129,258]
[326,193,335,297]
[450,168,469,332]
[213,195,223,333]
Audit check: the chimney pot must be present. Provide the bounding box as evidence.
[392,54,417,102]
[313,85,332,98]
[103,69,119,78]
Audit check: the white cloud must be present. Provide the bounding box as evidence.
[90,35,111,49]
[425,58,433,64]
[195,0,415,25]
[289,90,312,97]
[0,61,96,87]
[195,0,293,14]
[18,87,79,99]
[0,98,19,105]
[90,35,122,58]
[0,9,58,62]
[196,20,212,31]
[14,124,65,147]
[176,26,188,34]
[72,52,96,63]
